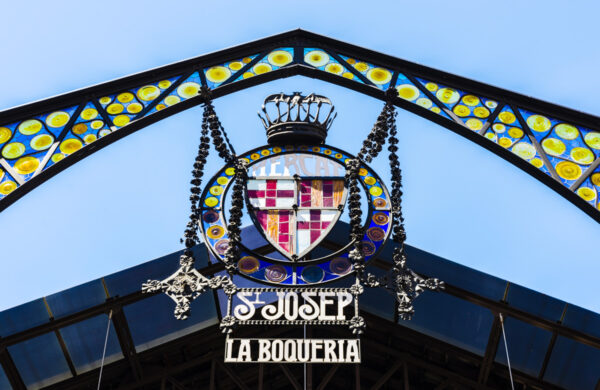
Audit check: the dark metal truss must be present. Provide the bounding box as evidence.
[0,242,599,389]
[0,29,599,223]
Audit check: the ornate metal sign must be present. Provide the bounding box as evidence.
[143,90,443,364]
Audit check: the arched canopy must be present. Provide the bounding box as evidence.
[0,30,599,222]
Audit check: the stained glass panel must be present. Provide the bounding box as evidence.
[303,48,361,83]
[339,54,394,90]
[231,48,293,82]
[204,55,258,88]
[147,72,202,115]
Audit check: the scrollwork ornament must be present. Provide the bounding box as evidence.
[220,315,237,334]
[349,315,366,335]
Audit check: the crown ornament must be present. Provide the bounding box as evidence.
[258,92,337,145]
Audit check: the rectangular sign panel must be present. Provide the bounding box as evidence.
[224,338,361,363]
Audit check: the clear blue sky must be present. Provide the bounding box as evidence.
[1,0,599,313]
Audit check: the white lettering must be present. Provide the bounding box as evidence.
[258,339,271,362]
[346,340,360,363]
[271,340,283,362]
[311,340,323,363]
[336,292,353,320]
[238,339,252,362]
[323,339,336,363]
[318,292,335,321]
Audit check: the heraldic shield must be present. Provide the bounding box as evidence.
[246,155,348,261]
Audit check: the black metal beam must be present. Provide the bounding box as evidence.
[111,307,144,382]
[0,346,26,390]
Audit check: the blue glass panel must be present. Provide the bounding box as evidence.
[561,304,600,339]
[0,298,50,337]
[8,333,72,389]
[241,225,269,249]
[405,246,507,301]
[495,317,552,377]
[124,289,217,353]
[103,244,209,298]
[45,279,107,319]
[505,284,566,322]
[359,266,395,321]
[399,290,494,356]
[59,314,123,373]
[543,336,600,389]
[0,365,12,390]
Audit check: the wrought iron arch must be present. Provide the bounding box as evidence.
[0,30,599,222]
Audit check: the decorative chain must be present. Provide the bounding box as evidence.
[351,88,444,321]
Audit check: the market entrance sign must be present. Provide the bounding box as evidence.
[142,92,443,364]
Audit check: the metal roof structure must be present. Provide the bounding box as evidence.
[0,30,599,223]
[1,223,598,390]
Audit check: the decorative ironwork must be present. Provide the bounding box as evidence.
[0,31,598,223]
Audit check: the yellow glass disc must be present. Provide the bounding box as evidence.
[367,68,392,85]
[0,170,3,181]
[345,58,356,65]
[0,181,16,195]
[268,50,293,67]
[99,96,112,105]
[466,119,483,131]
[485,132,496,141]
[570,147,594,164]
[51,153,64,163]
[462,95,479,106]
[591,173,600,186]
[324,149,332,155]
[206,66,231,83]
[369,186,383,196]
[158,80,171,89]
[555,123,579,140]
[0,127,12,143]
[91,120,104,130]
[358,168,368,176]
[555,161,582,180]
[253,63,272,75]
[425,82,438,92]
[18,119,42,135]
[209,186,223,196]
[498,111,516,124]
[99,129,111,137]
[492,123,506,133]
[325,63,343,75]
[397,84,419,101]
[577,187,596,201]
[498,138,512,148]
[342,72,354,79]
[531,158,543,168]
[273,147,282,153]
[512,142,536,160]
[107,103,124,115]
[165,95,180,106]
[117,92,134,103]
[137,85,160,101]
[584,132,600,149]
[243,57,252,64]
[436,88,460,104]
[453,105,470,117]
[542,138,566,156]
[304,50,329,67]
[127,103,143,114]
[60,138,83,155]
[225,167,236,176]
[474,107,490,118]
[31,134,53,151]
[311,146,320,152]
[527,114,551,132]
[113,115,130,127]
[2,142,25,159]
[416,97,432,108]
[364,176,376,185]
[260,149,270,156]
[156,104,166,111]
[217,176,229,185]
[177,82,200,99]
[431,107,441,114]
[485,100,498,109]
[204,197,219,207]
[46,111,70,128]
[354,62,369,72]
[207,225,224,239]
[14,156,39,175]
[72,123,87,135]
[84,134,97,144]
[228,61,243,71]
[80,108,98,120]
[250,153,260,160]
[508,127,524,139]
